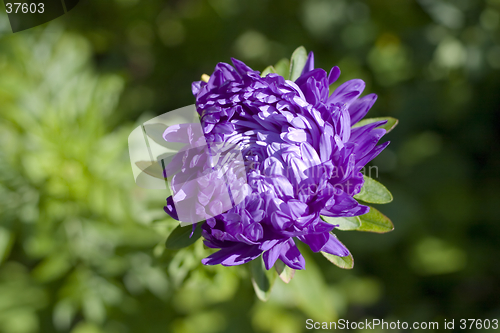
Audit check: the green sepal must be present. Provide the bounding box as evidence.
[289,46,308,81]
[250,256,278,302]
[356,206,394,233]
[165,223,202,250]
[274,58,290,79]
[352,117,399,134]
[320,215,361,231]
[261,66,277,77]
[354,175,393,204]
[321,252,354,269]
[274,259,295,283]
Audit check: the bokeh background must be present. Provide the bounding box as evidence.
[1,0,500,332]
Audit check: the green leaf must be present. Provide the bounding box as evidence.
[321,252,354,269]
[0,227,14,264]
[288,252,336,321]
[354,175,393,204]
[352,117,399,134]
[274,58,290,80]
[261,66,277,77]
[289,46,308,81]
[165,223,202,250]
[274,58,290,79]
[250,256,277,301]
[357,206,394,233]
[321,215,361,231]
[32,254,72,282]
[274,259,295,283]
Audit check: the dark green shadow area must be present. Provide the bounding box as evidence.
[63,0,79,11]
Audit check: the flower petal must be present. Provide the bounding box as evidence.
[321,233,349,257]
[263,241,285,270]
[202,243,262,266]
[301,51,315,75]
[298,232,329,252]
[279,238,306,270]
[349,93,377,124]
[328,79,365,106]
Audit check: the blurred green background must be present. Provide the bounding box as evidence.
[1,0,500,332]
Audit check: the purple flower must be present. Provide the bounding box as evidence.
[165,52,389,270]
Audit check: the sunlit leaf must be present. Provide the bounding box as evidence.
[274,259,295,283]
[289,46,308,81]
[0,227,14,264]
[354,175,393,204]
[82,293,106,324]
[53,299,77,331]
[321,251,354,269]
[250,256,277,301]
[321,215,361,231]
[357,206,394,233]
[165,223,202,250]
[261,66,277,77]
[352,117,399,134]
[274,58,290,80]
[32,254,71,283]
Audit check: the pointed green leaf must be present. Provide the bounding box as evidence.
[321,252,354,269]
[354,175,393,204]
[250,256,277,301]
[275,259,295,283]
[165,223,202,250]
[289,46,308,81]
[32,253,72,282]
[352,117,399,134]
[0,227,14,264]
[321,215,361,231]
[357,206,394,233]
[261,66,277,77]
[274,58,290,79]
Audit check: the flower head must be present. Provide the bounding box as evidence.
[165,51,389,270]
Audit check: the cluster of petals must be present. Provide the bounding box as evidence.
[165,52,389,270]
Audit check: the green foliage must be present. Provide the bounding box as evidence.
[354,175,393,204]
[289,46,308,81]
[0,29,175,332]
[260,66,277,77]
[250,256,278,302]
[274,259,295,283]
[264,47,307,81]
[352,116,399,134]
[165,224,202,250]
[356,206,394,233]
[285,252,338,322]
[321,216,361,231]
[321,252,354,269]
[274,59,290,80]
